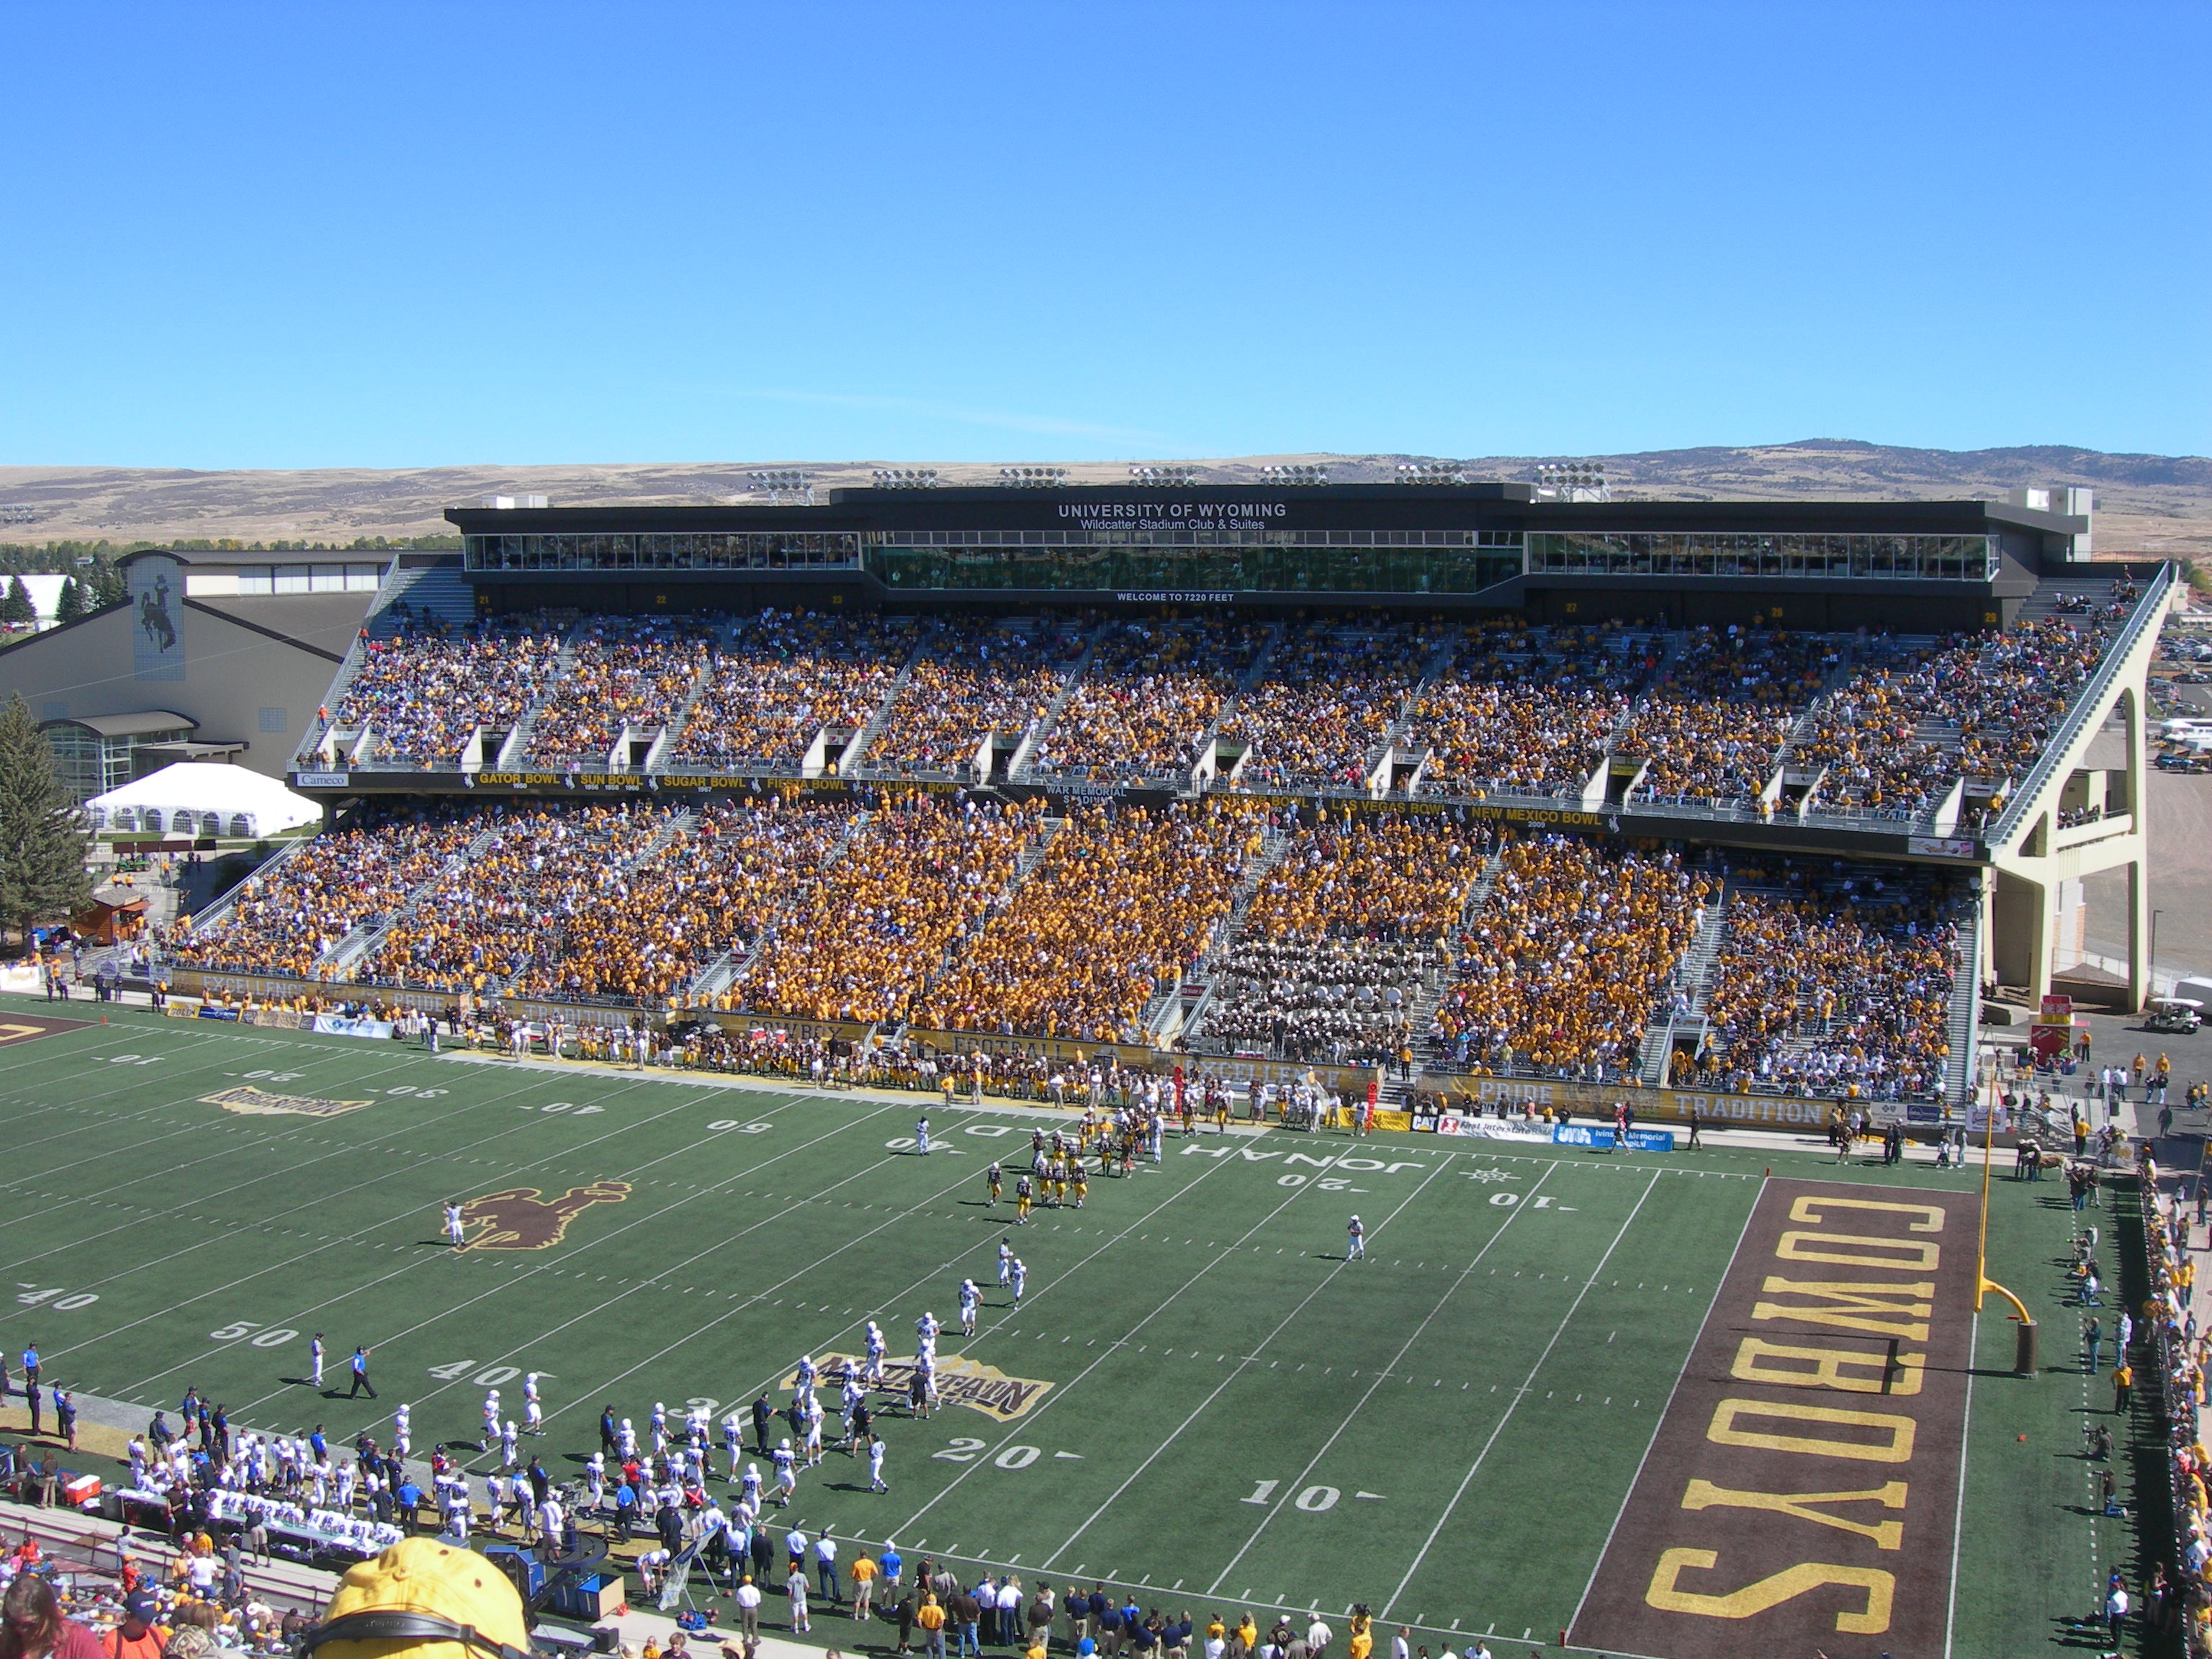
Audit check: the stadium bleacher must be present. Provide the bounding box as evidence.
[181,575,2156,1107]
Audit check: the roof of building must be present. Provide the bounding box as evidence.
[45,710,198,737]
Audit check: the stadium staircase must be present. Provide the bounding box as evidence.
[291,562,477,768]
[481,809,698,999]
[497,621,587,770]
[1767,638,1874,784]
[1988,568,2172,850]
[1943,904,1984,1110]
[321,821,507,979]
[690,809,878,1004]
[905,814,1067,1028]
[1177,827,1292,1051]
[1636,887,1731,1087]
[842,626,938,776]
[366,559,474,638]
[1009,621,1111,781]
[643,644,723,773]
[1362,629,1460,786]
[1456,845,1503,930]
[158,837,316,963]
[1192,623,1286,786]
[295,642,374,770]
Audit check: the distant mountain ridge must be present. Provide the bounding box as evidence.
[1,439,2204,556]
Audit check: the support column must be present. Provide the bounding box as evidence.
[2128,855,2154,1010]
[1991,869,2058,1004]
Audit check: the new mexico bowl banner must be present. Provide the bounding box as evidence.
[791,1353,1052,1423]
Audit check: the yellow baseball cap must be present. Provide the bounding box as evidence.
[305,1539,529,1659]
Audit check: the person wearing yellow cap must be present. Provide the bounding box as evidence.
[295,1538,531,1659]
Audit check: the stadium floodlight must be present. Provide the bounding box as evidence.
[1129,465,1202,487]
[999,467,1069,489]
[1258,464,1328,486]
[1397,460,1467,486]
[748,469,817,504]
[872,469,941,488]
[1534,461,1611,503]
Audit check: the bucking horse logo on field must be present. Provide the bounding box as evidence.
[457,1181,632,1249]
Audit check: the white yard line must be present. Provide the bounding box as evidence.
[891,1161,1406,1542]
[1200,1162,1559,1595]
[224,1098,917,1422]
[1380,1166,1663,1622]
[1941,1302,1982,1659]
[1047,1156,1462,1573]
[1563,1173,1764,1640]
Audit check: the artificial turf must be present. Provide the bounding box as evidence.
[0,996,2143,1656]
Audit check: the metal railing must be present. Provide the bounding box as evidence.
[1987,567,2171,849]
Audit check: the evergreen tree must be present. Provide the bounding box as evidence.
[86,559,128,610]
[0,693,93,942]
[0,576,32,626]
[54,577,84,625]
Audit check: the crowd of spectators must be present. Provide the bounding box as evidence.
[1218,622,1438,790]
[1410,624,1654,797]
[670,611,920,772]
[167,811,480,978]
[915,805,1254,1042]
[1025,619,1263,783]
[871,618,1087,774]
[525,616,713,766]
[1793,613,2120,817]
[334,619,565,768]
[2134,1175,2212,1654]
[359,804,678,992]
[737,795,1040,1025]
[1200,815,1487,1063]
[1431,836,1702,1079]
[1681,868,1963,1100]
[505,798,858,1004]
[1619,626,1838,805]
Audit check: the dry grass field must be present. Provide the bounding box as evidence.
[1,439,2206,556]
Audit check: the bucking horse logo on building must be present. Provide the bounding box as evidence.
[456,1181,632,1250]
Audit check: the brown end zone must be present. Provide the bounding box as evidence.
[0,1013,94,1046]
[1570,1177,1979,1659]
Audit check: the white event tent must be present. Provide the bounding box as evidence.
[86,763,324,840]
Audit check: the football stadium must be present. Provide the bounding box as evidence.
[1,471,2197,1659]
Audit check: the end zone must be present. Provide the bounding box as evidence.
[1570,1177,1979,1658]
[0,1012,94,1046]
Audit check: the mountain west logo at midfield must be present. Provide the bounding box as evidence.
[204,1086,374,1120]
[457,1182,633,1250]
[793,1352,1052,1423]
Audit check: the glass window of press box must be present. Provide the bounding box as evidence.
[866,529,1527,594]
[1525,533,1996,580]
[467,534,864,570]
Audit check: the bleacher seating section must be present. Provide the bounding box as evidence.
[202,577,2154,1101]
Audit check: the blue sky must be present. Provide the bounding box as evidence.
[4,2,2205,468]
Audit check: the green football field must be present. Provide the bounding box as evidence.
[0,999,2137,1657]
